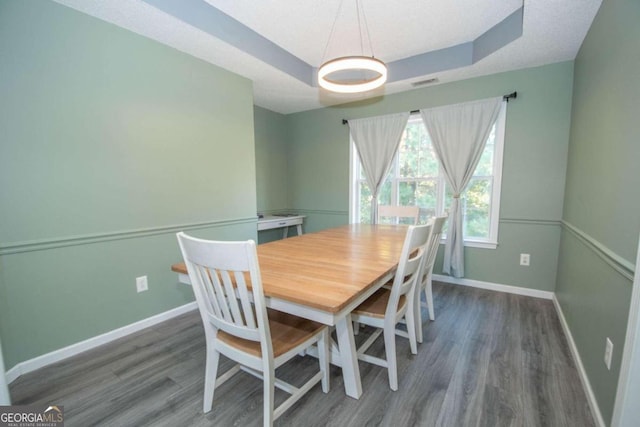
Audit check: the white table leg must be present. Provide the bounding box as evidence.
[335,314,362,399]
[296,224,303,235]
[282,227,288,239]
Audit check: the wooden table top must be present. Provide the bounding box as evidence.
[171,224,408,314]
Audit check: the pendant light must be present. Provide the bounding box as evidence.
[318,0,387,94]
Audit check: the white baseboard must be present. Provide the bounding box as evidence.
[5,302,197,384]
[552,295,606,427]
[432,274,554,300]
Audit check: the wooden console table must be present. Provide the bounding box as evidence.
[257,214,305,238]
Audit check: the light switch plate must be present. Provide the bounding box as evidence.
[136,276,148,293]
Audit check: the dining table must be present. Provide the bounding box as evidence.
[171,223,408,399]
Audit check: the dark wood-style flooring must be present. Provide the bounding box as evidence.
[9,282,595,426]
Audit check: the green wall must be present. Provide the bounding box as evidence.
[253,106,295,243]
[285,62,574,291]
[0,1,257,369]
[555,0,640,423]
[254,106,289,214]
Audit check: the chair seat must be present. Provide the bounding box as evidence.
[353,288,407,318]
[218,308,325,357]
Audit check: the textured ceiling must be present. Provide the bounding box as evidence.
[54,0,601,114]
[206,0,523,65]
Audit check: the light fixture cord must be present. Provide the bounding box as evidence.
[356,0,364,56]
[359,0,375,58]
[320,0,346,65]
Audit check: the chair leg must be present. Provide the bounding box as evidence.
[426,276,435,321]
[383,326,398,391]
[415,285,424,344]
[263,368,275,427]
[317,330,330,393]
[353,321,360,335]
[405,301,418,355]
[203,348,220,413]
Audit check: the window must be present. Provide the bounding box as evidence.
[349,104,506,248]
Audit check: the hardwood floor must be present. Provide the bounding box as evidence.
[9,282,595,426]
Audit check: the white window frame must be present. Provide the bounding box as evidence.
[349,102,506,249]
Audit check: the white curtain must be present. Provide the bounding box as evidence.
[349,112,410,223]
[420,97,502,277]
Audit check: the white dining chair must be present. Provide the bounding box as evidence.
[414,216,447,343]
[351,224,431,390]
[377,205,420,225]
[176,232,329,426]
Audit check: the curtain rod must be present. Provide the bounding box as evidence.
[341,91,517,125]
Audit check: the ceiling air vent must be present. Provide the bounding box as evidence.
[411,78,439,87]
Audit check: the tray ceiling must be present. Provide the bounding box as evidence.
[54,0,601,114]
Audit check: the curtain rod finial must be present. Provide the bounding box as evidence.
[504,91,517,102]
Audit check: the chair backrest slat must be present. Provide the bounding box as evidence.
[196,265,223,319]
[220,269,244,325]
[176,233,271,352]
[386,224,431,316]
[210,268,234,323]
[377,205,420,225]
[234,271,257,329]
[420,216,447,285]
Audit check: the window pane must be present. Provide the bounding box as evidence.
[463,178,492,238]
[358,180,391,224]
[398,180,437,219]
[398,181,418,206]
[359,162,367,180]
[359,181,372,224]
[443,184,453,235]
[474,124,495,176]
[442,178,491,239]
[398,120,438,178]
[444,183,453,214]
[378,180,392,205]
[359,162,395,186]
[420,139,440,177]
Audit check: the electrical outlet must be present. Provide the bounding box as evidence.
[520,253,530,266]
[136,276,148,293]
[604,337,613,370]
